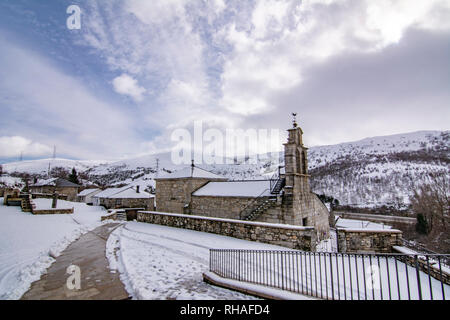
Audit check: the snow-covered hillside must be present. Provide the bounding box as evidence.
[308,131,449,210]
[308,130,448,170]
[2,158,111,175]
[1,130,448,210]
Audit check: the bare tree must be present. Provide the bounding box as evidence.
[410,172,450,252]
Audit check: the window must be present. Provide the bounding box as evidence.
[302,217,308,226]
[115,199,122,206]
[302,150,307,174]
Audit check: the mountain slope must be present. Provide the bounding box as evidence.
[308,130,449,210]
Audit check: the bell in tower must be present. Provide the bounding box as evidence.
[284,113,308,176]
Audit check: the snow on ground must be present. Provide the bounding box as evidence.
[335,217,392,230]
[212,250,450,300]
[106,221,295,300]
[0,198,107,300]
[107,221,449,300]
[33,198,74,210]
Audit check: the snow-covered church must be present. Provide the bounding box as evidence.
[154,121,330,240]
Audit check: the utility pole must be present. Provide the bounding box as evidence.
[155,158,159,178]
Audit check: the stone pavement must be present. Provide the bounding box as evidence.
[21,223,130,300]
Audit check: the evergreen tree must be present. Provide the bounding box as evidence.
[68,167,80,185]
[416,213,429,235]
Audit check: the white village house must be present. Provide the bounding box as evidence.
[76,188,102,205]
[93,185,154,210]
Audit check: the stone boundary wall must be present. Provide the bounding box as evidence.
[32,208,74,215]
[407,256,450,286]
[392,246,450,286]
[31,193,69,201]
[137,211,317,251]
[337,228,403,253]
[336,211,416,225]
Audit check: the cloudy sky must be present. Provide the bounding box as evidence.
[0,0,449,163]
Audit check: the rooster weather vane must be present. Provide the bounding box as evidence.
[292,112,298,128]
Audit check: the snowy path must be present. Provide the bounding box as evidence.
[0,198,107,299]
[106,222,292,300]
[21,223,129,300]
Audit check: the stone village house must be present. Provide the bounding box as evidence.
[155,123,330,240]
[29,178,80,202]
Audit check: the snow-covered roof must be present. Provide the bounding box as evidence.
[31,178,57,187]
[156,166,227,180]
[0,176,24,188]
[108,187,154,199]
[94,186,154,199]
[94,187,125,199]
[192,180,272,197]
[31,178,80,187]
[77,188,100,197]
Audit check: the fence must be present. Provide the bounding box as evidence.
[209,249,450,300]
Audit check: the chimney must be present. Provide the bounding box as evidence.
[136,186,140,193]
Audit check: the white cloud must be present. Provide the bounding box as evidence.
[112,74,146,102]
[0,36,140,160]
[216,0,450,118]
[125,0,189,26]
[0,136,52,158]
[54,0,450,156]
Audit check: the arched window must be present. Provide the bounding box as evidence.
[295,148,301,174]
[302,150,307,174]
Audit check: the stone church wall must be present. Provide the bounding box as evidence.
[137,210,317,251]
[155,178,212,214]
[191,196,258,219]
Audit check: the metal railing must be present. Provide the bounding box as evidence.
[209,249,450,300]
[239,189,271,221]
[269,169,285,194]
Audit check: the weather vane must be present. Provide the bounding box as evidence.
[292,112,298,128]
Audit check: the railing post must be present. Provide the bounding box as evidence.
[426,255,433,300]
[210,250,212,272]
[438,256,445,300]
[414,255,423,300]
[238,250,242,281]
[281,251,285,290]
[329,253,334,300]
